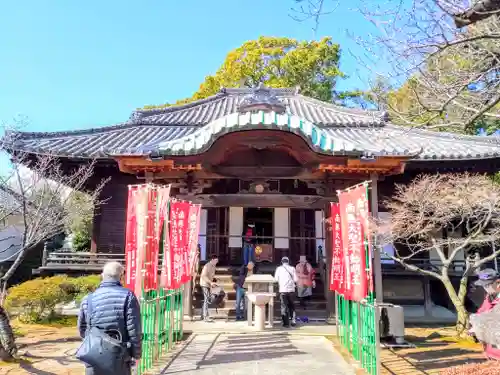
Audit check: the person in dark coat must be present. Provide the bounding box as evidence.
[77,262,142,375]
[234,261,257,320]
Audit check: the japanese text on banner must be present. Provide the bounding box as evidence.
[338,185,369,301]
[187,204,201,278]
[125,186,139,292]
[157,186,171,289]
[329,203,345,294]
[169,201,191,288]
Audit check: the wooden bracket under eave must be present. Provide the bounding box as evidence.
[115,157,202,174]
[318,157,408,175]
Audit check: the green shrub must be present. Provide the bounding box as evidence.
[72,230,91,252]
[4,274,101,323]
[4,276,72,323]
[66,275,101,303]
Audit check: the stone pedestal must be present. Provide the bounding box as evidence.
[254,305,266,330]
[247,292,274,331]
[245,274,277,328]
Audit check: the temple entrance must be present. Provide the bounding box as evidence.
[244,207,273,243]
[244,207,274,263]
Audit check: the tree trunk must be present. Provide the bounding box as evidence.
[442,275,469,337]
[0,306,17,360]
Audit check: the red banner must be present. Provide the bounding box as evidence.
[329,203,345,294]
[133,186,149,297]
[125,186,139,292]
[338,185,369,301]
[169,201,190,288]
[157,186,171,289]
[144,188,158,292]
[186,204,201,279]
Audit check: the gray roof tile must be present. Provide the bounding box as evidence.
[131,87,386,127]
[3,86,500,161]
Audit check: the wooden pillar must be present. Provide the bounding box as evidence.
[371,173,384,303]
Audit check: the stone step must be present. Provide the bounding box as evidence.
[193,301,326,312]
[192,290,326,302]
[198,265,324,277]
[193,307,327,320]
[196,274,324,282]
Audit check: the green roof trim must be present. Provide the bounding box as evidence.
[156,111,359,156]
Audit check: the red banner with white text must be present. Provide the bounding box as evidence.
[143,188,157,292]
[157,186,171,289]
[186,204,201,279]
[338,185,369,301]
[125,186,139,292]
[169,201,190,289]
[133,186,149,297]
[329,203,345,294]
[125,184,200,292]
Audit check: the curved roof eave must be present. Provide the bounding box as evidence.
[121,111,409,158]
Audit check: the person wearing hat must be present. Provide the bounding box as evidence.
[274,257,298,328]
[471,268,500,360]
[475,269,500,314]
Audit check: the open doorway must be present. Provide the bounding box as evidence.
[244,207,273,245]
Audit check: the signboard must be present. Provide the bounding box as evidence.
[338,185,369,301]
[169,201,190,288]
[329,203,345,294]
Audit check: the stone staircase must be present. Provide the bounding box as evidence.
[192,265,327,320]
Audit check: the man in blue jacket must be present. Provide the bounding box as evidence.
[77,262,142,375]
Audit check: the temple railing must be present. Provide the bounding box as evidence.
[39,243,493,278]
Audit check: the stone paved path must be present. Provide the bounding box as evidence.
[157,333,355,375]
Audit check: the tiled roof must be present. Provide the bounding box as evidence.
[3,86,500,161]
[324,125,500,160]
[4,125,198,158]
[130,87,387,127]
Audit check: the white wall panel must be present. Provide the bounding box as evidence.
[198,209,208,261]
[229,207,244,248]
[274,208,289,249]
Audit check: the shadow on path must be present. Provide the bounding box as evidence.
[197,334,305,366]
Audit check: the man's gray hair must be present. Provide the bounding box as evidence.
[102,261,125,281]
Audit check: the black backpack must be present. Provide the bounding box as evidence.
[208,288,226,312]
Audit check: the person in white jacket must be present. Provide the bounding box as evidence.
[274,257,298,327]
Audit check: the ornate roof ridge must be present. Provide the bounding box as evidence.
[130,86,298,120]
[131,85,387,123]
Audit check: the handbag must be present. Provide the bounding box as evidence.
[76,293,130,374]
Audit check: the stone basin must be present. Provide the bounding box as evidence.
[246,292,274,306]
[246,292,276,331]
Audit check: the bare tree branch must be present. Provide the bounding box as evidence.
[289,0,340,37]
[373,173,500,333]
[0,150,108,293]
[353,0,500,132]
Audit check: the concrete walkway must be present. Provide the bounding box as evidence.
[156,333,355,375]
